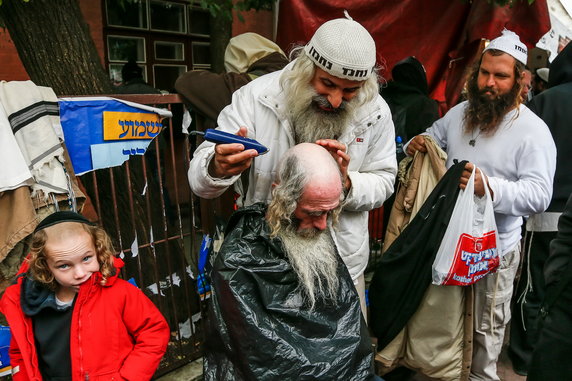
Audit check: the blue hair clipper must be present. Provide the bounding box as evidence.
[191,129,269,155]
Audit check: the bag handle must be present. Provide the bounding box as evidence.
[468,166,493,202]
[464,165,476,195]
[480,167,493,200]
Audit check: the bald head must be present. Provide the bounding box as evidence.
[277,142,342,195]
[267,143,343,238]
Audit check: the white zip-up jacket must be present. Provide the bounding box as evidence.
[189,63,397,281]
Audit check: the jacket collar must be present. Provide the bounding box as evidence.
[94,256,124,287]
[20,276,71,316]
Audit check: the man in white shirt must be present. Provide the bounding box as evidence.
[406,29,556,380]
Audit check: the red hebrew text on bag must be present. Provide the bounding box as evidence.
[444,231,499,286]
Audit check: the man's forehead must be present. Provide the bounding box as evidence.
[314,67,365,88]
[481,51,517,66]
[300,203,339,213]
[298,192,340,213]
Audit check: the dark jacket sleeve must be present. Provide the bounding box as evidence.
[174,52,289,123]
[527,193,572,381]
[174,70,251,122]
[545,194,572,286]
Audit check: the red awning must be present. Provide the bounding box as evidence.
[276,0,550,112]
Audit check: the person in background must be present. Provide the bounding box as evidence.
[406,29,556,380]
[204,143,378,380]
[532,67,549,96]
[526,193,572,381]
[0,211,170,381]
[115,58,162,94]
[520,67,533,102]
[508,41,572,377]
[379,56,440,237]
[175,32,289,130]
[188,15,397,317]
[381,55,440,149]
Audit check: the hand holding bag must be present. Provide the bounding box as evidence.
[432,167,499,286]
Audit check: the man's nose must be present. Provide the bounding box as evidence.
[313,215,328,231]
[327,89,343,109]
[486,75,496,88]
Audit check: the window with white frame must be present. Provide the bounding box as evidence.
[104,0,210,90]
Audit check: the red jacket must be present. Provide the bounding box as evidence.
[0,258,170,381]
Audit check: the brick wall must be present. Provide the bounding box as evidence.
[80,0,105,66]
[0,28,28,81]
[0,1,273,82]
[0,0,104,82]
[233,9,275,40]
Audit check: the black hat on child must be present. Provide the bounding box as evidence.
[34,211,94,233]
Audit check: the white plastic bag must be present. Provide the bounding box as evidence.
[432,167,500,286]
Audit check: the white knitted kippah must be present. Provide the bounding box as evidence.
[304,13,376,81]
[483,28,528,65]
[536,67,549,82]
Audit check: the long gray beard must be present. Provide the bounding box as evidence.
[285,82,355,144]
[278,226,340,309]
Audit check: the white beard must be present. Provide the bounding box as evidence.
[285,81,356,144]
[278,226,340,309]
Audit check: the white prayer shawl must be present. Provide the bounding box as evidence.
[0,81,68,197]
[0,103,33,192]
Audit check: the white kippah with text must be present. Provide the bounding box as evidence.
[304,14,376,81]
[484,28,528,65]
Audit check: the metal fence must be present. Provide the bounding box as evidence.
[76,94,206,377]
[74,93,388,378]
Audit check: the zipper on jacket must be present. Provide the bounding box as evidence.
[22,308,40,379]
[76,278,93,379]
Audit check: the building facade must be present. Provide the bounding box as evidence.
[0,0,274,93]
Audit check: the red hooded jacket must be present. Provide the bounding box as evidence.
[0,257,170,381]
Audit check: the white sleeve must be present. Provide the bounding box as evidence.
[487,134,556,216]
[422,113,448,149]
[403,113,449,155]
[343,109,397,211]
[187,85,256,199]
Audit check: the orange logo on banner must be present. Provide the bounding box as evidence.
[103,111,162,141]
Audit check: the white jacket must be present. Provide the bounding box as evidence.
[189,63,397,281]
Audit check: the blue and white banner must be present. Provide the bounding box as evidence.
[0,325,10,376]
[59,97,172,175]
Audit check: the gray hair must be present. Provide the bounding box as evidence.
[266,145,343,237]
[267,154,307,237]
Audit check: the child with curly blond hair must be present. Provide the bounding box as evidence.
[1,211,170,381]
